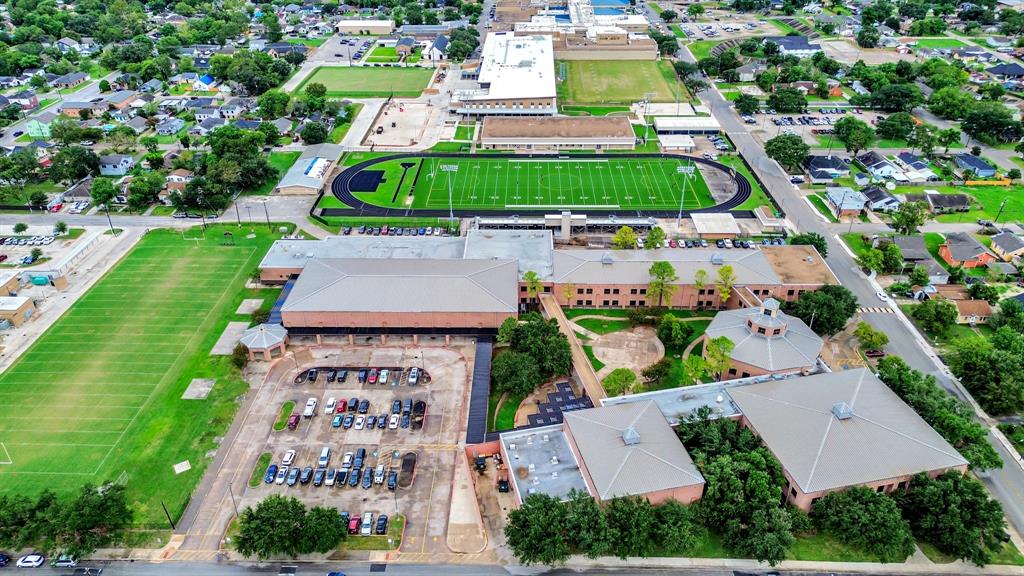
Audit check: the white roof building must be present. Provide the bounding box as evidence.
[454,32,556,115]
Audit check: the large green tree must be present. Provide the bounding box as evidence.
[490,351,542,397]
[507,312,571,380]
[505,493,572,565]
[235,495,346,560]
[764,134,809,172]
[788,232,828,257]
[812,487,914,563]
[784,284,858,336]
[835,116,876,156]
[564,490,611,558]
[648,261,678,307]
[890,201,928,234]
[910,299,957,335]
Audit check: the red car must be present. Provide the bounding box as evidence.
[286,413,300,430]
[348,516,361,534]
[864,349,886,358]
[368,368,378,384]
[336,399,347,413]
[0,255,7,263]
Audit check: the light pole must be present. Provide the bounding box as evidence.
[440,163,459,223]
[676,163,695,231]
[227,481,240,518]
[642,92,656,144]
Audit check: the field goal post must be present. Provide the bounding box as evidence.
[0,442,12,465]
[114,470,129,486]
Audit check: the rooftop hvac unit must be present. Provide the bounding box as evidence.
[550,456,559,465]
[551,471,559,479]
[716,394,724,403]
[526,435,534,445]
[509,443,516,450]
[832,402,854,420]
[528,463,536,472]
[542,434,550,442]
[527,487,537,495]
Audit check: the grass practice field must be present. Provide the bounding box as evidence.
[347,155,715,210]
[557,60,687,104]
[296,66,433,98]
[914,37,969,49]
[0,226,282,525]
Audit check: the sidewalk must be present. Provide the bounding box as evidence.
[560,555,1024,575]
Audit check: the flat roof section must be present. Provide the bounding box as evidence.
[602,381,740,425]
[0,296,30,311]
[653,116,721,131]
[475,32,556,101]
[691,212,741,235]
[759,245,838,285]
[501,425,591,502]
[480,116,634,139]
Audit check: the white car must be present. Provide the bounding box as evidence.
[379,369,390,384]
[324,397,336,414]
[282,449,296,466]
[275,466,288,484]
[341,451,354,468]
[16,554,45,568]
[302,397,317,417]
[388,414,400,430]
[354,415,366,430]
[876,291,889,301]
[408,367,419,385]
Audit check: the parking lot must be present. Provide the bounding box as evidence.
[748,109,887,148]
[307,35,376,64]
[237,344,471,554]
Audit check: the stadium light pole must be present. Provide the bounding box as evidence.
[642,92,656,144]
[676,164,695,231]
[440,163,459,223]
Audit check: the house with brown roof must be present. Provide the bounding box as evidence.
[954,299,993,324]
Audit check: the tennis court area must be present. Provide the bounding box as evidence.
[346,155,715,211]
[0,226,280,524]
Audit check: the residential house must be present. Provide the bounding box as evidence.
[98,154,135,176]
[893,235,948,285]
[987,36,1013,48]
[860,185,901,212]
[824,186,866,217]
[850,80,870,95]
[272,117,293,134]
[105,90,139,110]
[140,78,164,93]
[803,155,850,184]
[264,43,309,58]
[426,35,449,63]
[895,151,937,181]
[185,98,217,111]
[25,111,57,139]
[395,36,417,56]
[168,72,199,86]
[164,168,193,198]
[990,231,1024,261]
[191,117,226,135]
[857,151,900,179]
[156,117,186,136]
[952,46,994,62]
[194,74,217,91]
[59,100,104,118]
[938,232,996,268]
[0,96,10,110]
[8,90,38,110]
[904,191,971,213]
[219,101,244,119]
[954,299,993,324]
[56,38,82,54]
[124,116,149,134]
[194,107,219,121]
[234,119,261,130]
[63,175,93,202]
[953,153,997,178]
[987,62,1024,80]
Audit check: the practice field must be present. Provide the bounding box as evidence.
[557,60,687,104]
[914,38,969,49]
[0,227,281,525]
[345,155,715,210]
[295,66,433,98]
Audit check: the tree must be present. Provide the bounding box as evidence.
[854,321,889,350]
[687,4,705,16]
[648,261,679,307]
[507,313,571,380]
[877,356,1002,470]
[49,146,99,184]
[937,127,963,153]
[812,487,915,562]
[876,112,915,141]
[788,232,828,257]
[235,495,309,559]
[968,282,1000,305]
[947,329,1024,416]
[856,27,880,47]
[881,242,904,273]
[856,248,885,273]
[658,315,695,350]
[871,84,924,113]
[734,93,760,116]
[257,90,290,119]
[899,472,1008,566]
[300,122,327,144]
[490,351,541,397]
[703,335,734,380]
[605,496,658,559]
[646,227,666,249]
[54,221,67,235]
[909,264,930,286]
[655,499,704,555]
[497,317,518,343]
[784,284,858,336]
[911,299,957,335]
[660,9,678,21]
[505,493,572,565]
[611,225,638,249]
[764,134,809,172]
[766,87,807,114]
[963,101,1024,145]
[522,270,542,304]
[694,268,709,295]
[834,116,875,156]
[715,265,736,304]
[978,82,1006,101]
[28,190,47,207]
[298,506,347,554]
[890,201,928,234]
[1008,168,1021,183]
[603,367,637,396]
[13,222,27,234]
[50,116,83,146]
[564,490,611,558]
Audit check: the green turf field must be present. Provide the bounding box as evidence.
[0,226,283,525]
[295,66,433,98]
[557,60,687,104]
[914,37,969,49]
[349,156,716,210]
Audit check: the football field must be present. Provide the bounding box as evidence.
[350,156,716,211]
[0,227,279,524]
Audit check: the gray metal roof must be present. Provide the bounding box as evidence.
[277,143,343,190]
[239,323,287,349]
[563,401,704,500]
[551,248,780,286]
[463,229,553,279]
[281,258,519,314]
[727,368,968,494]
[704,306,823,372]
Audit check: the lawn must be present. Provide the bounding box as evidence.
[923,184,1024,223]
[557,60,686,104]
[574,318,631,335]
[247,452,271,488]
[329,103,364,144]
[915,37,969,49]
[273,400,296,431]
[487,387,525,432]
[687,40,719,61]
[340,514,404,550]
[716,154,775,211]
[294,66,433,98]
[807,193,839,223]
[250,152,302,195]
[345,155,716,211]
[559,105,632,116]
[453,124,475,141]
[286,37,327,47]
[0,225,287,526]
[768,19,800,34]
[583,345,606,372]
[365,46,422,64]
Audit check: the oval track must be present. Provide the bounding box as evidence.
[325,152,753,218]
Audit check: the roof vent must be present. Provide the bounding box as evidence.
[711,253,724,265]
[621,426,641,446]
[601,251,614,265]
[832,402,854,420]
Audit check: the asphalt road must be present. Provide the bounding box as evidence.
[0,73,118,148]
[681,46,1024,538]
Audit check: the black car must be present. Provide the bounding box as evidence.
[307,369,318,382]
[326,369,336,383]
[361,468,373,489]
[358,399,370,414]
[0,553,9,567]
[337,469,349,486]
[392,400,402,414]
[387,471,398,491]
[338,370,348,382]
[300,466,314,484]
[354,448,366,468]
[366,415,376,428]
[377,413,388,429]
[348,468,361,487]
[313,469,326,486]
[357,369,367,383]
[348,397,359,412]
[375,514,389,535]
[401,414,411,429]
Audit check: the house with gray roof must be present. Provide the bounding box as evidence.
[703,298,823,378]
[729,368,969,511]
[939,231,995,268]
[824,186,866,217]
[99,154,135,176]
[562,401,705,503]
[990,231,1024,261]
[893,235,948,285]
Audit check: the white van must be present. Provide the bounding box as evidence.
[408,367,419,385]
[374,464,386,484]
[360,512,375,536]
[318,447,332,469]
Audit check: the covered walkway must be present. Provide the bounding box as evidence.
[538,294,605,402]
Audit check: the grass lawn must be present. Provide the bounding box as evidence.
[560,105,632,116]
[574,318,631,335]
[557,60,686,104]
[670,24,687,38]
[151,205,176,216]
[915,37,969,49]
[273,400,296,431]
[36,98,57,110]
[329,103,364,144]
[841,231,874,257]
[347,155,716,211]
[687,40,719,61]
[340,514,404,550]
[454,124,475,141]
[62,80,93,94]
[294,66,433,98]
[807,193,839,223]
[768,19,799,34]
[716,154,775,211]
[926,184,1024,223]
[247,452,271,488]
[0,225,287,526]
[286,37,327,47]
[486,381,525,432]
[919,540,1024,566]
[582,345,606,372]
[250,152,302,195]
[787,532,882,562]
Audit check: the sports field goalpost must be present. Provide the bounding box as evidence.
[0,442,13,465]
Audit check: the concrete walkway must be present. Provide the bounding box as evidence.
[539,294,605,401]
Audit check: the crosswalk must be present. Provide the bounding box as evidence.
[859,306,895,314]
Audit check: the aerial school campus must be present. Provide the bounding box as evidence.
[4,0,1024,572]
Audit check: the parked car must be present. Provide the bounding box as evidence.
[325,468,337,487]
[306,368,317,382]
[360,513,374,534]
[336,399,348,413]
[325,397,336,414]
[388,414,400,429]
[408,367,419,385]
[16,554,45,568]
[387,470,398,490]
[358,399,370,414]
[313,469,326,486]
[51,555,77,568]
[348,397,359,412]
[286,467,300,486]
[264,464,278,484]
[282,449,296,466]
[0,553,11,567]
[342,414,354,429]
[300,466,314,484]
[864,349,886,358]
[348,515,361,534]
[332,414,344,428]
[377,413,387,429]
[366,415,377,428]
[342,451,354,468]
[275,467,288,484]
[348,468,361,487]
[354,415,366,430]
[368,368,378,384]
[302,397,317,418]
[375,514,389,535]
[392,400,402,414]
[379,369,390,384]
[287,413,300,430]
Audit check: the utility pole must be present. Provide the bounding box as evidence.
[440,163,459,223]
[227,482,240,518]
[995,198,1008,223]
